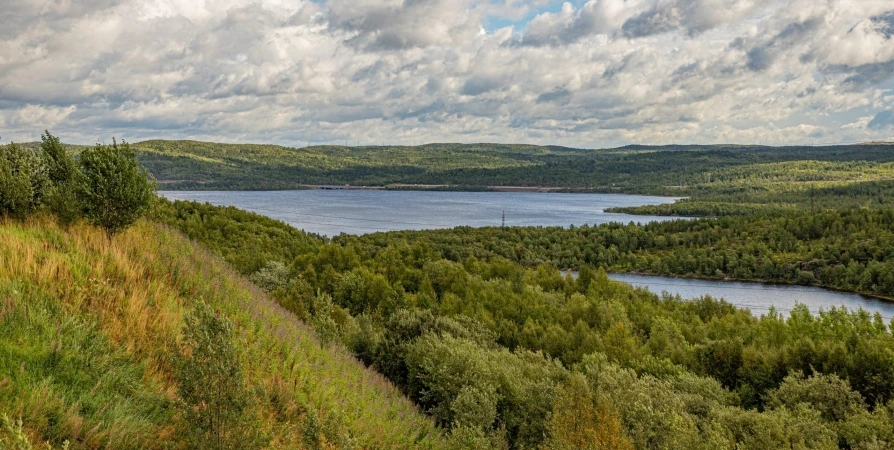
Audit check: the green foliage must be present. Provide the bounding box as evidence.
[135,139,594,190]
[39,131,82,225]
[40,131,76,186]
[152,198,324,274]
[767,372,866,422]
[310,292,339,346]
[174,302,266,450]
[359,207,894,298]
[1,414,70,450]
[155,198,894,449]
[78,139,155,236]
[0,142,49,217]
[131,138,894,195]
[249,260,290,292]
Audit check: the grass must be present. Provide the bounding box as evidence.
[0,217,446,449]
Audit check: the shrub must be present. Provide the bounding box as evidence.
[174,302,266,450]
[78,139,155,236]
[248,260,290,292]
[39,131,82,225]
[0,143,49,217]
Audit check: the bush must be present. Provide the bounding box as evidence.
[174,302,266,450]
[40,131,82,225]
[249,260,289,291]
[78,139,155,236]
[0,143,49,217]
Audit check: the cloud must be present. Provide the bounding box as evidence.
[326,0,481,51]
[868,110,894,130]
[872,10,894,38]
[522,0,639,46]
[744,17,825,72]
[0,0,893,147]
[461,75,502,96]
[621,0,758,38]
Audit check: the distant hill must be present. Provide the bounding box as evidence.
[10,138,894,194]
[131,139,602,190]
[123,139,894,192]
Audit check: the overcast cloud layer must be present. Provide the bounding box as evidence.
[1,0,893,147]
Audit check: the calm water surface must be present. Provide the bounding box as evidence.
[160,190,683,236]
[608,273,894,322]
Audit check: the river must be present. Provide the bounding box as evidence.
[608,273,894,321]
[160,190,683,236]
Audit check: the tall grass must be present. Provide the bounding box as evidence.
[0,217,446,449]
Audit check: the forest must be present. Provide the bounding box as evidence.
[4,134,894,449]
[121,139,894,194]
[353,208,894,298]
[155,199,894,449]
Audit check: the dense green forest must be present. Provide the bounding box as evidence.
[133,140,597,190]
[351,208,894,298]
[154,199,894,449]
[124,140,894,196]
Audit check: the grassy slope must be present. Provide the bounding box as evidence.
[0,218,444,449]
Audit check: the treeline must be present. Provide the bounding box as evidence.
[353,208,894,299]
[1,132,154,236]
[130,138,894,194]
[155,200,894,449]
[404,145,894,192]
[136,140,594,190]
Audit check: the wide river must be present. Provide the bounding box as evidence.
[160,190,894,320]
[160,190,682,236]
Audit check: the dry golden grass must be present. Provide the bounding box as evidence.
[1,217,446,449]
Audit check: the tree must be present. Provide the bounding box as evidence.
[0,142,49,217]
[39,131,81,225]
[174,302,266,450]
[542,372,633,450]
[40,131,76,184]
[78,139,155,236]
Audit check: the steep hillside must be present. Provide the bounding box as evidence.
[0,218,445,449]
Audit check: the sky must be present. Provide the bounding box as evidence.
[1,0,893,148]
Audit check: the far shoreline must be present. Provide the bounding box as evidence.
[156,182,677,195]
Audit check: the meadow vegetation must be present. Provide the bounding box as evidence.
[1,134,445,449]
[0,218,446,449]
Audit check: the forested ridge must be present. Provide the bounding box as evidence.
[117,139,894,194]
[132,140,598,190]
